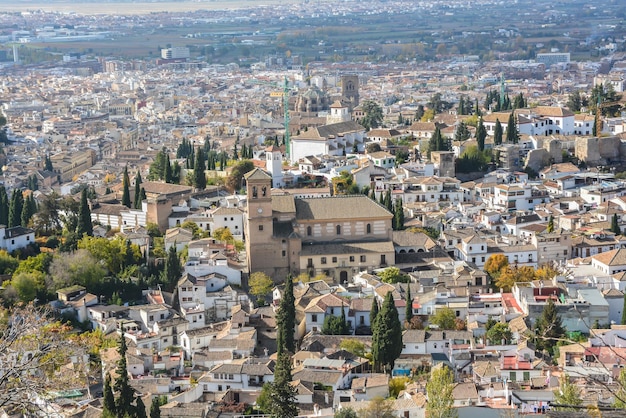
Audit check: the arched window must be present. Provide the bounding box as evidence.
[336,225,341,235]
[366,223,371,234]
[307,226,312,236]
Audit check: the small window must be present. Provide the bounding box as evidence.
[311,314,318,322]
[321,257,327,264]
[360,255,366,262]
[336,225,341,235]
[366,223,371,234]
[307,226,312,236]
[332,257,337,263]
[350,256,355,262]
[282,250,286,257]
[259,225,263,231]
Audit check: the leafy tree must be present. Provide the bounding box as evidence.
[226,160,255,192]
[426,366,457,418]
[134,172,143,209]
[614,369,626,408]
[485,322,512,345]
[505,112,519,144]
[547,215,555,233]
[534,298,565,356]
[76,189,93,237]
[383,188,393,212]
[485,316,497,331]
[428,127,449,158]
[428,93,451,114]
[48,249,107,292]
[378,267,409,284]
[276,275,296,355]
[162,245,182,292]
[249,272,273,304]
[0,250,20,276]
[360,397,395,418]
[122,166,131,208]
[484,254,509,279]
[389,376,410,398]
[266,353,298,418]
[78,236,140,275]
[611,213,621,235]
[11,272,41,302]
[372,292,402,372]
[493,119,503,146]
[495,265,535,292]
[0,305,90,413]
[431,307,456,330]
[339,339,366,358]
[334,407,358,418]
[566,91,583,112]
[454,121,471,142]
[360,100,384,131]
[415,105,425,121]
[476,118,487,151]
[553,374,582,410]
[322,305,350,335]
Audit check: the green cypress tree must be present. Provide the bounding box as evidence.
[370,298,379,332]
[8,189,23,228]
[102,373,116,416]
[122,166,131,208]
[476,118,487,152]
[114,333,136,417]
[0,186,8,226]
[611,213,621,235]
[165,154,173,184]
[494,119,503,146]
[506,112,519,144]
[372,292,403,373]
[135,395,148,418]
[194,148,207,190]
[384,189,392,212]
[134,172,143,209]
[150,397,161,418]
[268,353,298,418]
[394,198,404,231]
[76,189,93,237]
[405,285,413,325]
[277,276,296,355]
[162,245,182,292]
[534,298,564,356]
[20,193,33,228]
[370,188,376,201]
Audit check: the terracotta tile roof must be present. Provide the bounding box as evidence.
[592,248,626,266]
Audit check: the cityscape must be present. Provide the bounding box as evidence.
[1,0,626,417]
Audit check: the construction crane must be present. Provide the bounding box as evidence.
[248,76,292,160]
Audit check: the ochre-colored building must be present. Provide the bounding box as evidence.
[244,168,394,282]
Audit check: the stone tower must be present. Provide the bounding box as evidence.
[265,145,284,188]
[340,75,359,111]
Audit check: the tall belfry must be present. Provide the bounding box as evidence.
[340,75,359,111]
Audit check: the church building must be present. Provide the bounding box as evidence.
[244,168,395,282]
